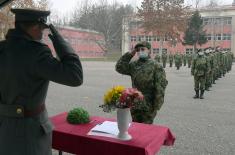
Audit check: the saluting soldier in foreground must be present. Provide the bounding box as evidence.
[116,41,168,124]
[0,8,83,155]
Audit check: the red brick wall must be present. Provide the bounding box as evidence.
[43,27,105,58]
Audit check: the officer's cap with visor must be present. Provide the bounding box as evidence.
[11,8,50,28]
[134,41,151,50]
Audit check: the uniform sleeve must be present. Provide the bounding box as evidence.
[115,52,134,75]
[34,46,83,87]
[153,65,168,110]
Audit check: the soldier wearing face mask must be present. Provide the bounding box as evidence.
[115,41,168,124]
[191,49,208,99]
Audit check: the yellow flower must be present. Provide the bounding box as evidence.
[103,85,125,105]
[114,85,125,93]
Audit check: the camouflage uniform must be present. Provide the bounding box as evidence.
[191,53,208,99]
[116,53,168,124]
[205,51,212,90]
[174,53,182,70]
[161,52,168,68]
[222,51,228,76]
[183,54,187,66]
[169,54,174,67]
[154,53,161,63]
[186,53,193,68]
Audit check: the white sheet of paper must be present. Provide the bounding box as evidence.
[90,121,119,136]
[87,131,118,139]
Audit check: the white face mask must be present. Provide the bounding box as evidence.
[139,51,148,59]
[198,52,204,56]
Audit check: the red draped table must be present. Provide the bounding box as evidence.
[50,112,175,155]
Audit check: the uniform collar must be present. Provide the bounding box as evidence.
[5,28,33,41]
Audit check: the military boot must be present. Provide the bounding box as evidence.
[200,90,204,99]
[193,90,199,99]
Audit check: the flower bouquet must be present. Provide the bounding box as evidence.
[100,86,144,112]
[100,86,144,141]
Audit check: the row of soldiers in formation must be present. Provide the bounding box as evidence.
[191,47,234,99]
[154,52,193,69]
[153,48,233,99]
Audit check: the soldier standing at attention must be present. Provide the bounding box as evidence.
[183,53,187,66]
[191,49,208,99]
[169,52,174,67]
[161,51,168,68]
[0,8,83,155]
[205,49,212,91]
[186,52,193,68]
[154,51,161,63]
[116,41,168,124]
[174,52,182,70]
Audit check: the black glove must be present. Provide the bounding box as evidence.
[48,24,64,43]
[48,24,76,58]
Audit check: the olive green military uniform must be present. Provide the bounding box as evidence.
[161,52,168,68]
[154,53,161,63]
[205,51,212,90]
[174,53,182,70]
[116,53,168,124]
[186,53,192,68]
[191,54,208,99]
[0,9,83,155]
[183,54,187,66]
[169,54,174,67]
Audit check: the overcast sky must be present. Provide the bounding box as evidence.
[49,0,234,15]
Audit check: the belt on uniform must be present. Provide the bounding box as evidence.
[0,103,45,118]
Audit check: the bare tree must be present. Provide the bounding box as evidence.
[206,0,219,8]
[138,0,190,54]
[190,0,202,9]
[69,0,133,53]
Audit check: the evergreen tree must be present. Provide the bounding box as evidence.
[183,10,207,52]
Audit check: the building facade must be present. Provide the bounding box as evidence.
[122,3,235,55]
[43,26,106,58]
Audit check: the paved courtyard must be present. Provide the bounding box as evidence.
[50,61,235,155]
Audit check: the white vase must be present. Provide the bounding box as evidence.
[116,108,132,141]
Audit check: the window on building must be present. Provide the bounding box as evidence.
[131,36,136,42]
[157,37,160,41]
[223,34,231,40]
[152,48,159,54]
[227,34,231,40]
[145,36,152,42]
[162,49,168,53]
[223,34,226,40]
[153,36,157,41]
[214,18,222,25]
[215,34,221,40]
[186,48,193,52]
[223,17,232,25]
[137,36,142,41]
[206,34,212,40]
[203,18,209,25]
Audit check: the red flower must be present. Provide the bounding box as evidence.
[118,88,144,108]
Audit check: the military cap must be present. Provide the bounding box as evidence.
[11,8,50,26]
[134,41,151,50]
